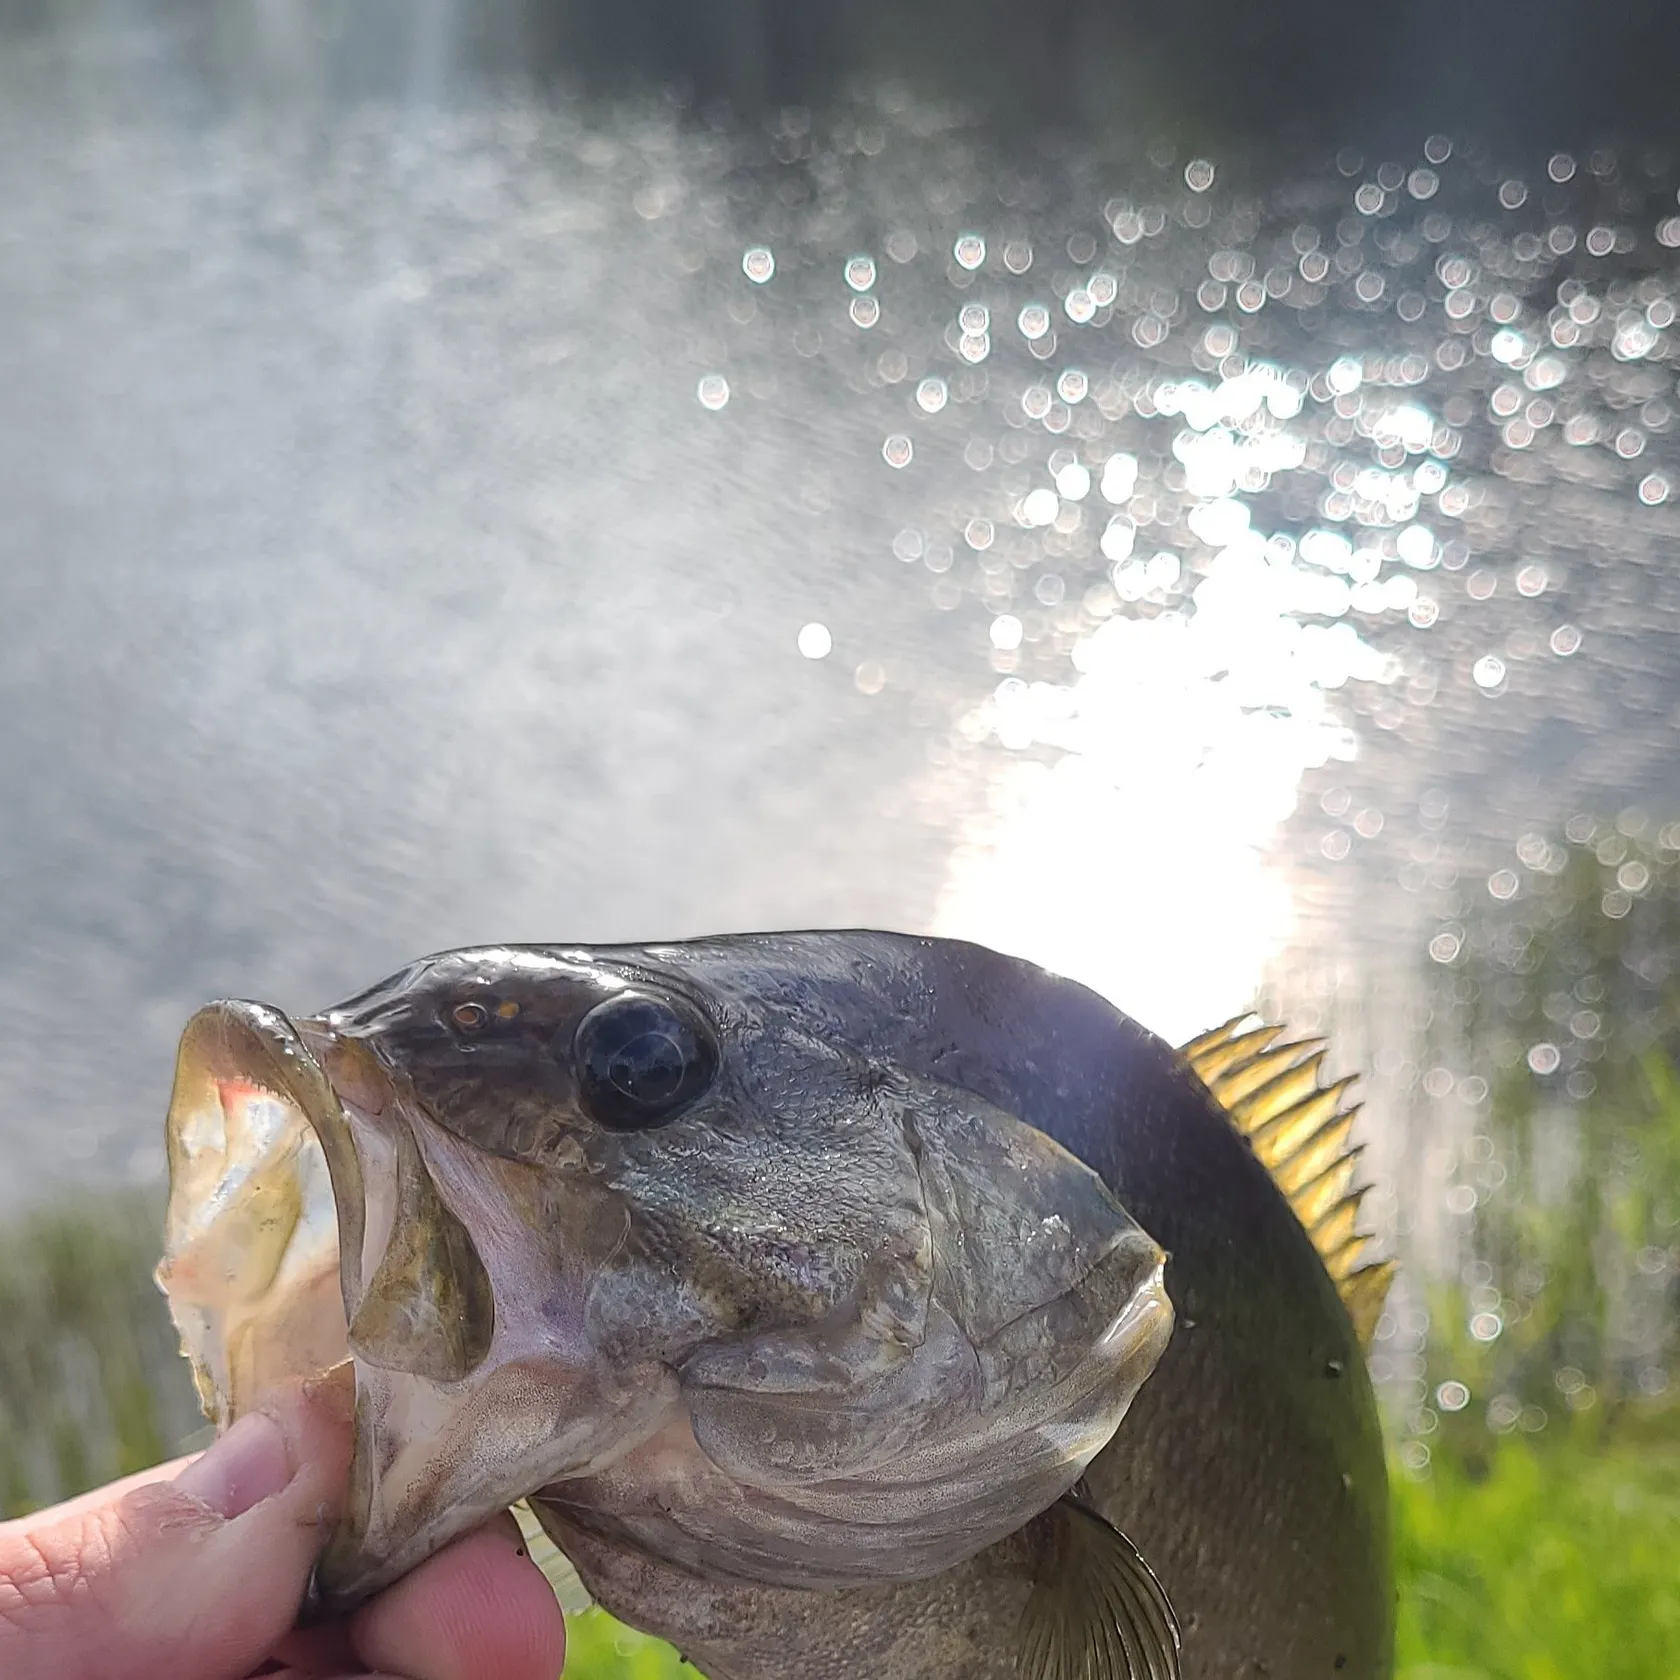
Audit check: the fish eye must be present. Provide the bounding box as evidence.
[450,1001,488,1030]
[570,992,718,1132]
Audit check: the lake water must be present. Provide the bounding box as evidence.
[5,0,1680,1464]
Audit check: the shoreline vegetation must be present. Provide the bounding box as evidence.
[1,1189,1675,1679]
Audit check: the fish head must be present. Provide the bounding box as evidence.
[157,935,1173,1608]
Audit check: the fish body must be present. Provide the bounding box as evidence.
[157,932,1392,1680]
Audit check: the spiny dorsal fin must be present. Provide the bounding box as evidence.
[1181,1016,1394,1350]
[1175,1022,1285,1087]
[1018,1490,1180,1680]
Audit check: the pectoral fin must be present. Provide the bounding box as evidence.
[1018,1491,1180,1680]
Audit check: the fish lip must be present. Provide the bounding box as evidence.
[289,1016,380,1307]
[1098,1246,1175,1375]
[222,1003,369,1314]
[163,999,367,1322]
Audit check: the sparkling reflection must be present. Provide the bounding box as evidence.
[9,34,1680,1511]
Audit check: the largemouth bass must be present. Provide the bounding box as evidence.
[156,932,1394,1680]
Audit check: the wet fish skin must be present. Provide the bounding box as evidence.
[159,930,1389,1679]
[532,934,1391,1680]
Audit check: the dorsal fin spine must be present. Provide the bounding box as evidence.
[1178,1018,1243,1061]
[1180,1015,1394,1350]
[1321,1227,1373,1274]
[1308,1191,1365,1257]
[1212,1040,1321,1107]
[1341,1260,1398,1346]
[1270,1112,1358,1196]
[1290,1152,1362,1229]
[1247,1078,1357,1164]
[1180,1025,1285,1086]
[1228,1052,1328,1131]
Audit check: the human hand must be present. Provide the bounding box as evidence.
[0,1373,568,1680]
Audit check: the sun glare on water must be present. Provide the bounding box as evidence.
[935,377,1405,1044]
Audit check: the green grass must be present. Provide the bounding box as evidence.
[564,1610,687,1680]
[1394,1438,1680,1680]
[0,1192,202,1514]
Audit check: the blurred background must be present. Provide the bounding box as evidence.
[6,0,1680,1672]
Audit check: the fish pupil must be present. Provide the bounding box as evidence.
[608,1031,685,1102]
[572,992,717,1131]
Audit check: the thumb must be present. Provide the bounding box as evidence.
[0,1376,353,1680]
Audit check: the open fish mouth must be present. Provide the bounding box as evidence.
[155,1000,643,1612]
[154,995,500,1410]
[156,1002,365,1429]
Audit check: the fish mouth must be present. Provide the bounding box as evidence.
[1096,1247,1174,1395]
[155,1001,500,1404]
[157,1002,535,1606]
[157,1001,655,1614]
[156,1001,365,1427]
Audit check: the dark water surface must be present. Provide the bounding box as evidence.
[6,2,1680,1482]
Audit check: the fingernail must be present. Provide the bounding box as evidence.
[174,1409,294,1518]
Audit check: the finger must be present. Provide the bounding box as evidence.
[350,1513,566,1680]
[0,1372,354,1680]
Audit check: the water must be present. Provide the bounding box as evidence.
[4,0,1680,1593]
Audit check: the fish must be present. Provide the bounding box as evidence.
[155,932,1394,1680]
